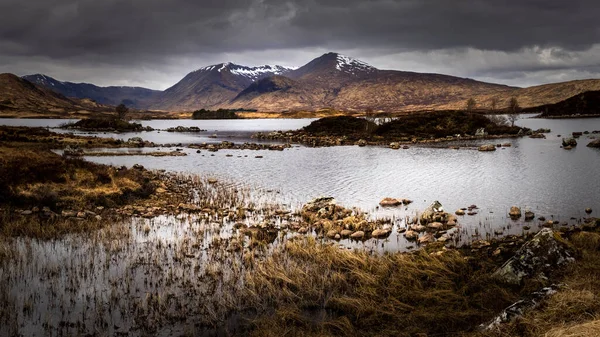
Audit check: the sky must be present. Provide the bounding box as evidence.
[1,0,599,90]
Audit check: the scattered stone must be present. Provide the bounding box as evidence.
[298,227,308,234]
[207,178,218,184]
[326,230,338,239]
[356,139,367,147]
[455,209,465,215]
[418,233,435,244]
[371,228,391,238]
[340,229,354,237]
[20,210,32,215]
[389,142,400,149]
[427,222,444,230]
[588,139,600,148]
[524,211,535,220]
[585,208,593,214]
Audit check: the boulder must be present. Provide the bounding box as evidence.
[427,222,444,230]
[404,230,419,240]
[509,206,522,218]
[340,229,354,237]
[524,211,535,220]
[585,208,593,214]
[455,209,465,216]
[588,139,600,148]
[420,201,444,224]
[350,231,365,239]
[371,228,391,238]
[356,139,367,147]
[389,142,400,149]
[562,138,578,147]
[478,144,496,152]
[417,233,435,244]
[492,229,575,284]
[379,198,402,207]
[326,230,338,239]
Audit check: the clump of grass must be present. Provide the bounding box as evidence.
[242,237,517,336]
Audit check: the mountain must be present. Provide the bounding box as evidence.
[0,73,109,116]
[19,53,600,114]
[227,52,516,112]
[22,74,160,108]
[148,63,294,111]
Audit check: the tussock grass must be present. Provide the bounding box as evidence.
[242,237,517,336]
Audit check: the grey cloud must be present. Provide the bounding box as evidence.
[0,0,599,88]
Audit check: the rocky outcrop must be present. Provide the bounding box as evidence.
[492,229,575,285]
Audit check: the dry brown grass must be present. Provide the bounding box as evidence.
[242,237,518,337]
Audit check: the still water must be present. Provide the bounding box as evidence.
[3,116,600,226]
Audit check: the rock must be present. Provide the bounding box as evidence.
[326,230,338,239]
[302,197,336,213]
[418,233,435,244]
[523,225,531,230]
[421,201,444,224]
[402,199,413,205]
[20,210,32,215]
[446,220,457,227]
[482,285,561,330]
[562,138,577,147]
[478,144,496,152]
[126,137,145,147]
[356,139,367,147]
[379,198,402,207]
[509,206,522,218]
[63,145,84,156]
[529,133,545,139]
[427,222,444,230]
[502,143,512,147]
[298,227,308,234]
[389,142,400,149]
[350,231,365,239]
[455,209,465,216]
[334,234,341,240]
[340,229,354,237]
[475,128,487,137]
[411,224,426,232]
[207,178,218,184]
[404,230,418,240]
[371,228,391,238]
[585,208,593,214]
[492,229,575,284]
[524,211,535,220]
[397,227,407,233]
[62,210,77,218]
[588,139,600,148]
[95,215,102,221]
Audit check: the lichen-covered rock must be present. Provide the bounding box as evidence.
[482,284,561,330]
[492,229,575,284]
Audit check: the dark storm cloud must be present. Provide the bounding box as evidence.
[1,0,599,88]
[1,0,598,61]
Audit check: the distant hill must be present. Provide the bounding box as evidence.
[0,73,110,117]
[521,90,600,117]
[22,74,160,108]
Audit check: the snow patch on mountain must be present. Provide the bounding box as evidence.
[335,54,376,75]
[195,63,294,80]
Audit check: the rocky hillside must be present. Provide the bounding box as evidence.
[0,73,110,116]
[22,74,160,108]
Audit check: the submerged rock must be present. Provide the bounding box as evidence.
[492,229,575,284]
[379,197,402,207]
